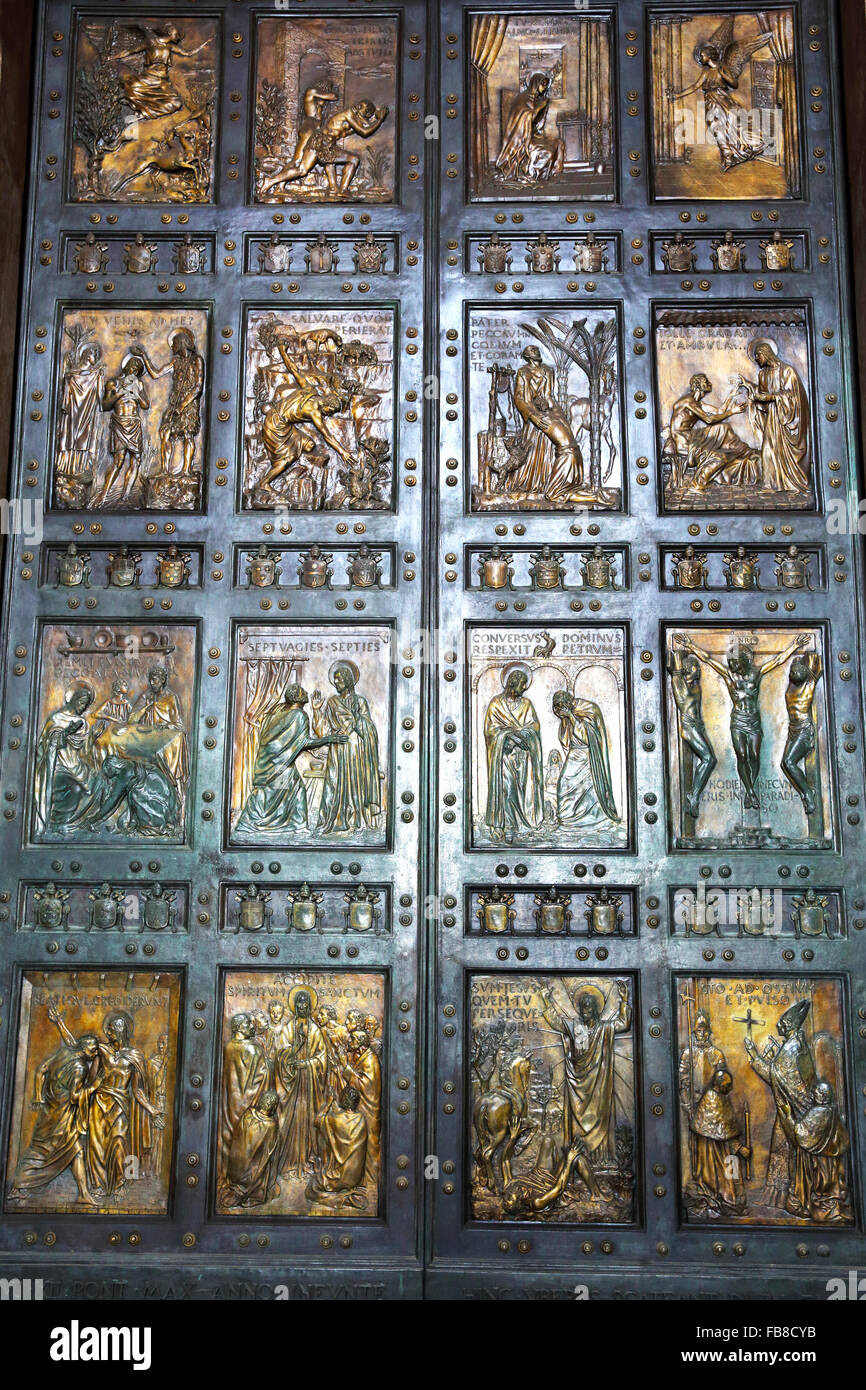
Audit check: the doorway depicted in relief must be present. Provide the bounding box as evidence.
[253,16,397,204]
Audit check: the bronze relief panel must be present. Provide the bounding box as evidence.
[469,972,637,1223]
[216,970,385,1216]
[649,7,801,201]
[51,306,208,512]
[30,621,196,845]
[655,305,814,512]
[70,15,218,203]
[5,969,182,1215]
[241,307,395,512]
[467,10,615,202]
[468,625,630,851]
[664,624,833,850]
[676,975,852,1225]
[253,14,398,204]
[467,305,622,512]
[228,624,391,849]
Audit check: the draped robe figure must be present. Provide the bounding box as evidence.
[678,1013,726,1180]
[308,1089,369,1207]
[237,685,344,835]
[144,1039,169,1178]
[10,1035,99,1201]
[312,664,382,834]
[34,685,100,831]
[542,983,631,1164]
[84,1015,159,1199]
[55,348,104,480]
[219,1016,271,1166]
[495,73,565,184]
[509,349,583,501]
[553,692,619,831]
[225,1092,281,1208]
[483,670,544,840]
[689,1068,747,1216]
[130,668,189,791]
[744,340,810,496]
[346,1035,381,1185]
[746,1000,850,1221]
[274,996,327,1177]
[237,699,312,833]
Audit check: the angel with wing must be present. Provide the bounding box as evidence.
[667,15,773,172]
[86,21,213,120]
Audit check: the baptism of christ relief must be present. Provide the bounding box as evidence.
[229,625,391,849]
[253,16,397,204]
[664,625,834,851]
[468,12,614,202]
[30,623,195,845]
[70,16,217,203]
[468,627,629,851]
[242,309,394,512]
[216,971,384,1217]
[655,306,813,513]
[51,307,207,512]
[650,8,801,201]
[469,974,637,1224]
[676,976,852,1226]
[5,970,181,1216]
[468,307,622,513]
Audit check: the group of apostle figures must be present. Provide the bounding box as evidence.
[219,988,382,1211]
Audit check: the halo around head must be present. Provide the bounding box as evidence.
[501,661,533,690]
[168,327,194,351]
[64,680,94,705]
[572,983,605,1014]
[748,336,778,361]
[288,983,318,1015]
[329,659,359,686]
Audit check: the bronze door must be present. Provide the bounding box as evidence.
[427,0,866,1298]
[0,0,429,1298]
[0,0,864,1302]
